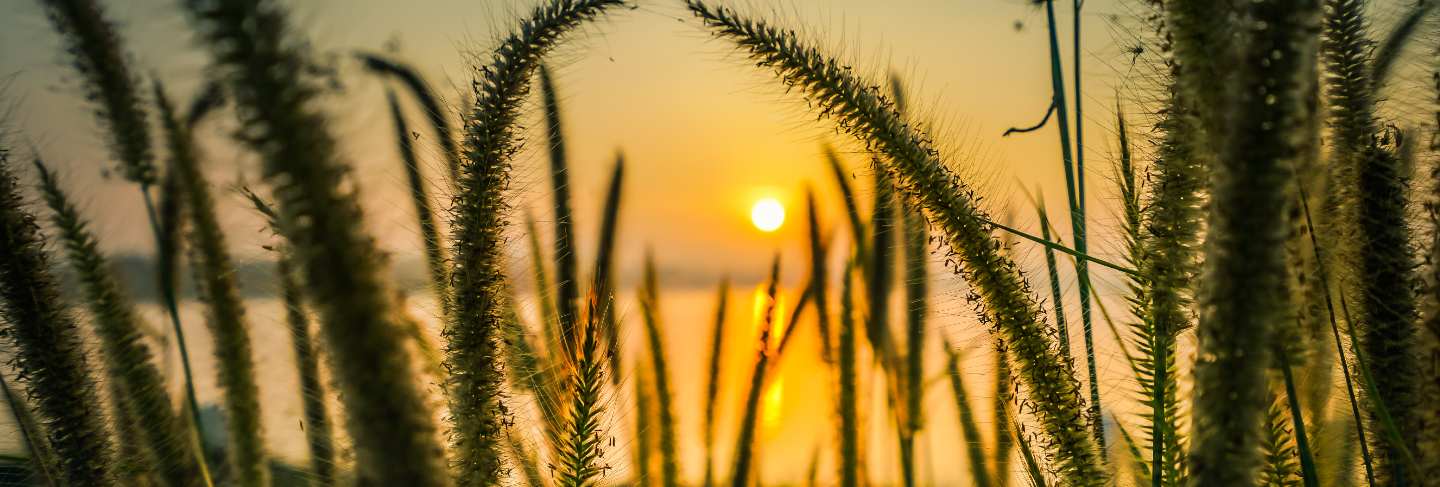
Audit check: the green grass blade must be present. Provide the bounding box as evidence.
[943,345,993,486]
[384,88,450,313]
[730,256,781,487]
[837,259,860,487]
[1035,200,1070,359]
[525,213,561,352]
[639,252,680,487]
[824,146,868,268]
[539,65,582,354]
[806,189,833,363]
[704,277,730,487]
[593,156,626,386]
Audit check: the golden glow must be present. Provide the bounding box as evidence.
[750,198,786,232]
[763,376,784,431]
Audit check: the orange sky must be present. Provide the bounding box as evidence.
[0,0,1142,288]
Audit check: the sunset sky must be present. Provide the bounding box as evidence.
[0,0,1138,288]
[0,0,1151,482]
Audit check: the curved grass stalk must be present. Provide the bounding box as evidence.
[943,345,992,486]
[539,65,582,350]
[1179,0,1320,483]
[276,252,335,486]
[592,156,625,386]
[683,3,1104,482]
[448,2,626,482]
[0,150,113,486]
[38,0,208,452]
[638,252,680,487]
[154,81,269,487]
[180,0,447,483]
[730,256,781,487]
[241,186,335,485]
[384,88,450,310]
[1369,0,1435,90]
[703,277,729,487]
[357,53,464,183]
[0,371,58,486]
[837,260,859,487]
[34,158,210,486]
[806,189,832,363]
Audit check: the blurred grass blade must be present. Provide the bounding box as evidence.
[704,277,730,487]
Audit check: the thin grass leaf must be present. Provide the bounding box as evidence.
[634,362,655,487]
[539,65,582,354]
[943,345,992,486]
[994,345,1014,487]
[1369,0,1435,90]
[638,252,680,487]
[806,189,832,363]
[592,156,625,386]
[276,249,335,486]
[704,277,730,487]
[1035,200,1070,359]
[357,52,463,183]
[824,146,868,267]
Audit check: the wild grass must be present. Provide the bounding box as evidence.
[0,143,114,486]
[7,0,1440,486]
[180,0,448,483]
[686,2,1105,482]
[34,157,210,486]
[155,81,269,487]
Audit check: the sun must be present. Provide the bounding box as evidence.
[750,197,785,232]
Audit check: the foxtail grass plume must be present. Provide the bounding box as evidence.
[1177,0,1320,483]
[449,1,626,483]
[34,158,209,486]
[684,2,1103,482]
[155,81,269,487]
[639,252,680,487]
[0,145,114,486]
[180,0,447,483]
[36,0,155,186]
[358,53,464,183]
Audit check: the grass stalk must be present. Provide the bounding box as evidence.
[635,363,655,487]
[0,371,58,487]
[1036,200,1070,359]
[943,345,992,486]
[684,4,1105,481]
[730,256,781,487]
[1322,0,1420,479]
[639,252,680,487]
[824,147,868,268]
[242,187,335,485]
[276,251,335,486]
[180,0,450,483]
[384,88,450,311]
[806,189,832,362]
[357,53,463,183]
[539,65,581,350]
[1037,0,1103,453]
[35,158,210,486]
[0,150,114,486]
[154,81,269,487]
[447,2,626,480]
[837,259,859,487]
[994,346,1013,487]
[704,277,730,487]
